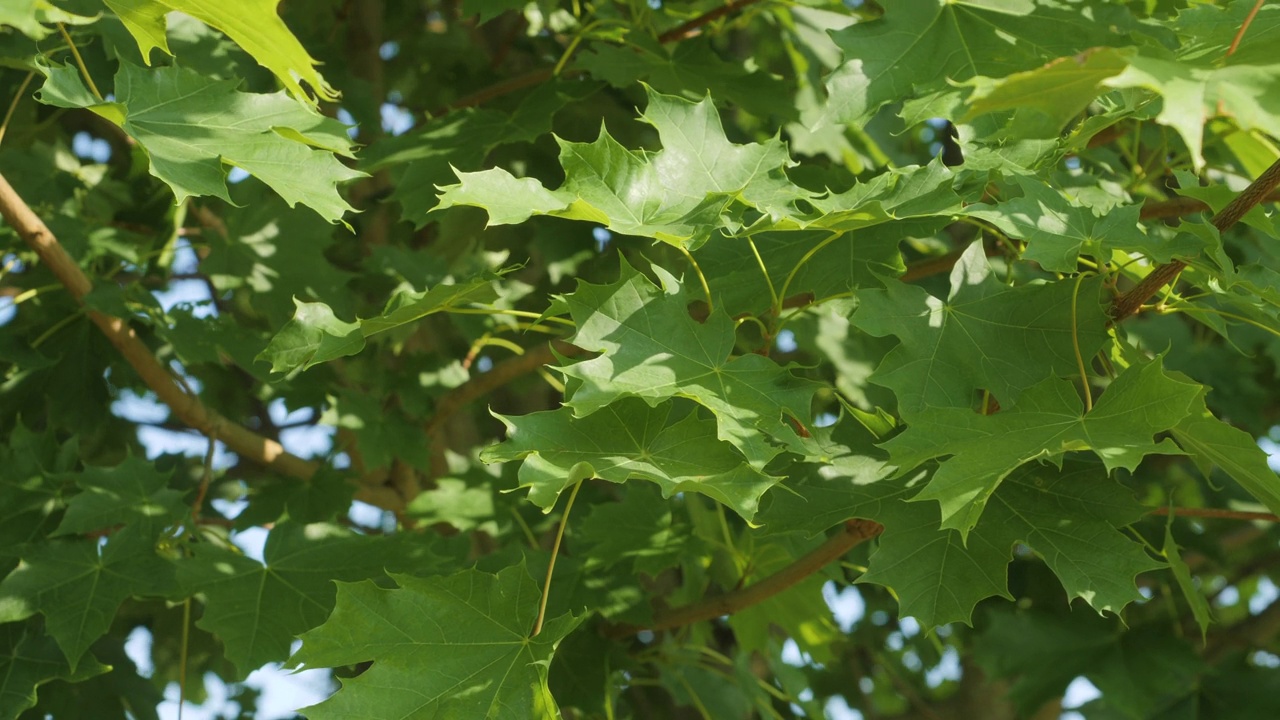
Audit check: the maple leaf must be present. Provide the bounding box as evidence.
[37,62,363,223]
[852,242,1110,420]
[291,565,584,720]
[485,397,779,521]
[101,0,338,103]
[559,257,822,469]
[887,359,1200,535]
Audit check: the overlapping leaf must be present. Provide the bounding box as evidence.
[852,242,1110,419]
[437,86,797,248]
[485,398,779,521]
[822,0,1133,124]
[176,523,403,678]
[0,0,93,40]
[558,258,822,468]
[0,623,107,720]
[0,528,173,670]
[37,62,362,223]
[887,360,1200,535]
[258,276,499,372]
[966,177,1143,272]
[102,0,337,102]
[291,565,584,720]
[51,455,185,539]
[1170,389,1280,518]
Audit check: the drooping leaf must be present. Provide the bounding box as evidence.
[291,565,585,720]
[258,276,499,372]
[1164,522,1213,641]
[485,398,779,521]
[37,62,363,223]
[101,0,337,102]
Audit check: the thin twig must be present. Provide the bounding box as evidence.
[603,518,883,637]
[1111,157,1280,321]
[57,24,103,101]
[1226,0,1266,58]
[0,72,35,148]
[657,0,763,42]
[1151,506,1280,522]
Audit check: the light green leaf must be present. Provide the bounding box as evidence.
[0,0,94,40]
[37,62,362,222]
[259,276,499,373]
[102,0,337,103]
[963,48,1130,138]
[177,523,401,678]
[886,359,1200,536]
[560,258,822,468]
[436,86,796,248]
[485,398,780,521]
[291,565,585,720]
[852,242,1110,420]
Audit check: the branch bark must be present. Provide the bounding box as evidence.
[1111,158,1280,321]
[0,172,319,484]
[603,518,883,638]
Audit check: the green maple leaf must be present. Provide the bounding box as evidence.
[823,0,1132,124]
[887,359,1200,535]
[979,464,1163,613]
[1172,0,1280,69]
[37,62,363,223]
[0,0,94,40]
[102,0,337,103]
[559,258,822,468]
[436,86,797,248]
[967,177,1143,272]
[0,528,173,670]
[177,523,402,678]
[851,242,1110,420]
[485,398,779,521]
[962,48,1130,139]
[573,483,688,575]
[0,623,108,720]
[0,424,66,551]
[51,455,186,539]
[258,276,499,372]
[291,565,585,720]
[1170,389,1280,519]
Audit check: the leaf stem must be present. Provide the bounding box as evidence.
[533,479,584,637]
[178,597,191,720]
[746,237,780,314]
[57,24,103,101]
[680,245,714,314]
[1070,272,1093,412]
[1153,506,1279,522]
[446,306,576,326]
[778,230,842,304]
[0,71,34,148]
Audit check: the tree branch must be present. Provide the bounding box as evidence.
[1152,506,1280,522]
[1111,158,1280,321]
[603,518,883,638]
[0,172,319,483]
[657,0,764,43]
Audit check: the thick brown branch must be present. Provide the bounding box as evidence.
[0,172,319,483]
[1111,158,1280,321]
[604,518,883,638]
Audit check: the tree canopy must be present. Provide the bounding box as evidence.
[2,0,1280,718]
